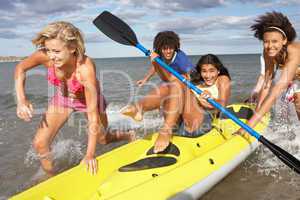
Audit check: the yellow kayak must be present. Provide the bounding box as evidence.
[10,103,270,200]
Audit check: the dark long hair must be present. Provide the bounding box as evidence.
[192,54,230,83]
[196,54,223,72]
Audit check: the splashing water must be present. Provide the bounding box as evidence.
[247,97,300,184]
[25,139,84,171]
[106,103,164,138]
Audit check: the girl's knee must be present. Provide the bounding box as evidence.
[33,137,49,152]
[183,105,204,119]
[183,119,196,128]
[183,112,204,126]
[33,130,52,151]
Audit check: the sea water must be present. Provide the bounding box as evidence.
[0,54,299,199]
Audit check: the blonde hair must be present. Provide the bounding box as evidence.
[32,21,85,61]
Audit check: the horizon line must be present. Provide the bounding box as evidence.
[92,52,261,59]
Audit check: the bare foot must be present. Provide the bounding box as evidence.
[154,131,172,153]
[30,166,54,186]
[120,104,143,121]
[39,152,56,176]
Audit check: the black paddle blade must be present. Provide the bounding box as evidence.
[93,11,138,46]
[259,136,300,174]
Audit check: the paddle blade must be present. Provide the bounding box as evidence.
[93,11,138,46]
[259,136,300,174]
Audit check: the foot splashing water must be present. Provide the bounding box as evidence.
[24,139,83,187]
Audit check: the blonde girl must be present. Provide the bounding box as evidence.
[15,21,134,176]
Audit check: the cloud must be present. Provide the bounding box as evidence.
[0,29,19,39]
[0,0,298,57]
[145,14,260,53]
[14,0,88,15]
[0,0,101,26]
[0,0,101,40]
[85,32,109,43]
[149,15,254,35]
[0,0,17,11]
[112,10,148,25]
[119,0,225,13]
[236,0,300,7]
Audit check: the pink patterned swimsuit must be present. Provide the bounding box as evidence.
[47,66,106,113]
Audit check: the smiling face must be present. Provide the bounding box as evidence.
[200,64,219,86]
[263,31,287,58]
[44,38,75,68]
[161,45,175,62]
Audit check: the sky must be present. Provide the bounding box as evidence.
[0,0,299,58]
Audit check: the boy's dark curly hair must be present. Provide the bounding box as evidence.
[251,11,296,42]
[153,31,180,56]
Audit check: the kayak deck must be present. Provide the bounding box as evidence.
[10,104,270,200]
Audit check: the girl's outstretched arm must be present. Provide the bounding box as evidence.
[15,51,49,121]
[79,57,105,175]
[249,45,300,128]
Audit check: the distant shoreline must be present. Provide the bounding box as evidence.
[0,56,25,63]
[0,53,261,62]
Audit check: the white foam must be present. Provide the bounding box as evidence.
[25,139,83,167]
[21,140,84,187]
[51,139,83,161]
[24,147,39,166]
[252,99,300,176]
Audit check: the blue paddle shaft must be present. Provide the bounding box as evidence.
[135,43,261,140]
